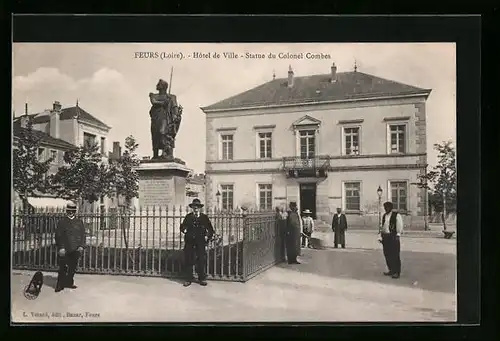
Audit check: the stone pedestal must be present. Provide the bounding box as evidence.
[136,160,191,209]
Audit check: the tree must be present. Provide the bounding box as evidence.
[13,120,55,211]
[413,141,457,231]
[50,143,113,207]
[111,136,140,249]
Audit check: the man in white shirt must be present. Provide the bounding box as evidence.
[380,201,404,279]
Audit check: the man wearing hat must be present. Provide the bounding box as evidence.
[180,198,215,287]
[54,202,86,292]
[332,207,348,249]
[380,201,404,279]
[301,209,315,248]
[285,202,301,264]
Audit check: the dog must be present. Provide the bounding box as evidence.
[24,271,44,300]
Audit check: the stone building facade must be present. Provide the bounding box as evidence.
[13,101,112,212]
[201,64,431,228]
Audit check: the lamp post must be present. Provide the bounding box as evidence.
[216,190,221,211]
[377,186,383,232]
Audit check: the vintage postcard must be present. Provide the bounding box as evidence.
[11,42,457,323]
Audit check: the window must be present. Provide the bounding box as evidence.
[258,132,272,158]
[258,184,273,211]
[299,130,315,159]
[37,148,45,161]
[344,127,360,155]
[50,150,57,162]
[389,124,406,154]
[390,181,408,212]
[100,137,106,154]
[84,132,97,148]
[220,185,234,210]
[344,182,361,211]
[221,134,234,160]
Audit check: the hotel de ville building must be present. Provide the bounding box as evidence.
[201,63,431,229]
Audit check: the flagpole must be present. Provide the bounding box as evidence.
[169,66,173,95]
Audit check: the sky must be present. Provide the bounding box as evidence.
[12,43,456,173]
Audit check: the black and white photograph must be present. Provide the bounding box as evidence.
[11,42,457,322]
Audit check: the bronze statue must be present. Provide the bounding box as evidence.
[149,79,183,159]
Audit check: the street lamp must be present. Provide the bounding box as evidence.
[216,190,221,211]
[377,186,383,232]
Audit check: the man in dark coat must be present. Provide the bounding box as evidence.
[54,202,86,292]
[380,201,404,279]
[180,198,215,287]
[332,207,348,248]
[285,202,301,264]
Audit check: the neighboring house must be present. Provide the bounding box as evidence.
[13,111,78,209]
[13,101,112,212]
[201,63,431,228]
[186,173,206,207]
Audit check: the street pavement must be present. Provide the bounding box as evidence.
[11,231,456,323]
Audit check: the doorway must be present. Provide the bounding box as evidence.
[299,183,317,219]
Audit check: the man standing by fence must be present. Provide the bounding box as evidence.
[54,202,85,292]
[181,199,215,287]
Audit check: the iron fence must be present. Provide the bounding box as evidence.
[11,206,284,282]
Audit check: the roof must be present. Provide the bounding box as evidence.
[13,125,77,150]
[201,71,431,112]
[29,106,110,129]
[187,173,205,185]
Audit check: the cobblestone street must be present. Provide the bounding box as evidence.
[11,231,456,323]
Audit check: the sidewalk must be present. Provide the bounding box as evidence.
[11,232,456,323]
[314,224,456,239]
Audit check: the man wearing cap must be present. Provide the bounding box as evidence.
[380,201,404,279]
[285,202,301,264]
[54,202,86,292]
[180,198,215,287]
[332,207,348,249]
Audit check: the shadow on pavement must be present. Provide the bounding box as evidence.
[43,274,58,289]
[278,248,456,294]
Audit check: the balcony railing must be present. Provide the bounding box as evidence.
[282,155,330,178]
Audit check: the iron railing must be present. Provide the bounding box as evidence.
[11,206,284,282]
[282,155,330,177]
[282,155,330,170]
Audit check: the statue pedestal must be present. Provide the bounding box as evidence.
[136,160,191,209]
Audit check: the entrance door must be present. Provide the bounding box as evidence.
[299,183,317,219]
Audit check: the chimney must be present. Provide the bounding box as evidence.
[330,62,337,83]
[20,115,30,128]
[53,101,62,112]
[112,142,121,159]
[287,65,294,87]
[49,101,61,139]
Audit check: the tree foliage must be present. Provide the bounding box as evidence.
[413,141,456,230]
[108,135,140,250]
[50,143,113,205]
[13,121,54,210]
[111,135,140,206]
[428,191,457,214]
